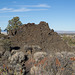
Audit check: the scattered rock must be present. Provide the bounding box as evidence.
[24,45,42,54]
[30,66,39,75]
[8,51,25,64]
[33,52,47,61]
[3,51,11,59]
[14,64,22,75]
[0,50,5,58]
[55,52,63,58]
[11,49,19,55]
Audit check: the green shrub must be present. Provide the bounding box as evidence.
[62,35,75,46]
[2,39,11,51]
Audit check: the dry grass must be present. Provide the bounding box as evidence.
[60,34,75,46]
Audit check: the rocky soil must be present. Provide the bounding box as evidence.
[0,45,75,75]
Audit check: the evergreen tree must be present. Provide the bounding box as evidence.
[6,17,22,31]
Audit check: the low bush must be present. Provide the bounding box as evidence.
[62,35,75,46]
[2,39,11,51]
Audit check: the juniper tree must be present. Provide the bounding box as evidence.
[6,17,22,35]
[6,17,22,31]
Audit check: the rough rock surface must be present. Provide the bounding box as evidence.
[30,51,75,75]
[0,50,5,58]
[10,22,72,53]
[8,51,25,64]
[0,42,5,58]
[33,52,47,62]
[3,51,11,59]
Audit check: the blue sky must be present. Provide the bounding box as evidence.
[0,0,75,31]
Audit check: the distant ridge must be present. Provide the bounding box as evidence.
[56,31,75,34]
[1,30,7,32]
[1,30,7,35]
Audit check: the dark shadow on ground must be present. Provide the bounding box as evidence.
[11,46,20,50]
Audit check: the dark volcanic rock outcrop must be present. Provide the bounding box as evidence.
[10,21,71,52]
[0,22,74,75]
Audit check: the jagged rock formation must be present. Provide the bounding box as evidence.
[10,21,72,53]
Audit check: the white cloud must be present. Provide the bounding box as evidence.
[0,8,12,11]
[35,4,50,8]
[0,8,48,13]
[16,4,50,8]
[10,8,31,12]
[0,8,30,13]
[0,4,50,13]
[11,8,47,12]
